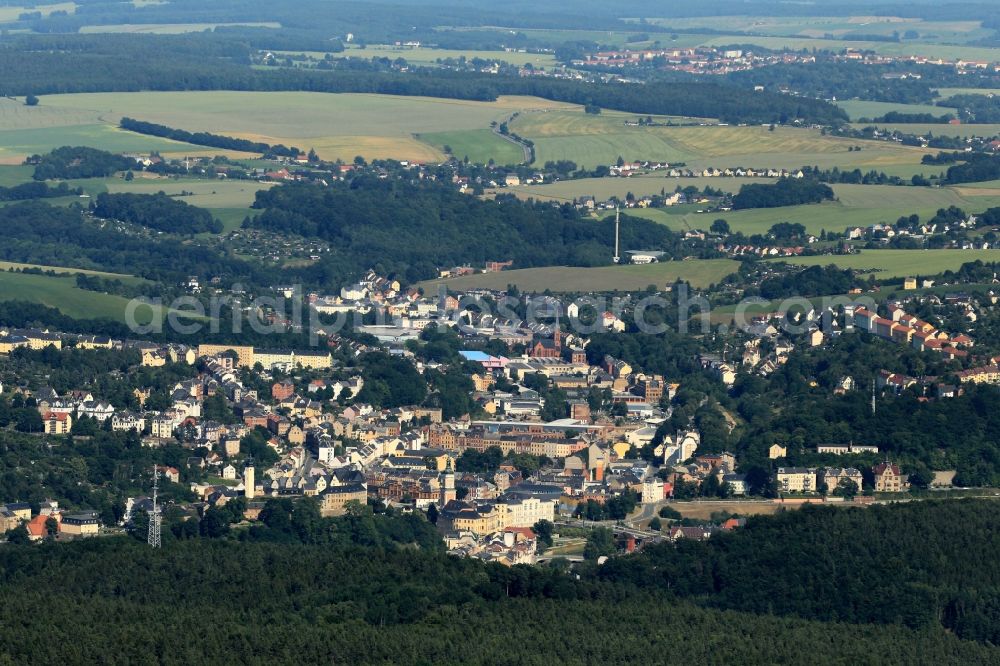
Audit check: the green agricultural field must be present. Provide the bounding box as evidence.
[644,16,991,43]
[419,259,740,293]
[0,271,150,322]
[38,91,577,164]
[955,180,1000,191]
[621,183,1000,236]
[213,208,254,233]
[79,22,280,34]
[0,97,218,164]
[512,112,930,171]
[770,249,1000,279]
[0,262,144,282]
[0,2,75,23]
[330,44,559,69]
[849,122,1000,139]
[104,176,272,209]
[836,100,958,122]
[0,165,33,186]
[439,26,702,49]
[416,129,525,165]
[934,88,1000,99]
[696,35,1000,63]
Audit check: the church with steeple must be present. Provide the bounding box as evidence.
[439,458,456,506]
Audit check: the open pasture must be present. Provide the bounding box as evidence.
[0,261,143,282]
[0,270,150,322]
[696,34,1000,63]
[934,88,1000,99]
[419,259,740,293]
[769,248,1000,279]
[104,176,272,209]
[0,98,230,163]
[416,129,525,165]
[836,100,958,121]
[512,112,930,171]
[0,2,75,23]
[332,44,559,69]
[79,22,280,34]
[645,16,991,44]
[624,183,1000,236]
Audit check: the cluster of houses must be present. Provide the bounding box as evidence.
[853,304,974,359]
[834,49,1000,74]
[775,460,907,495]
[0,501,102,541]
[573,46,817,75]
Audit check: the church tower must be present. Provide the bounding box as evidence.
[440,458,456,505]
[244,464,256,500]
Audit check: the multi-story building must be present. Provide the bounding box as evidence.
[499,497,555,528]
[775,467,816,493]
[819,467,864,494]
[319,484,368,517]
[42,411,72,435]
[873,461,907,493]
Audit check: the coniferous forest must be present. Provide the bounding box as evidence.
[0,500,998,664]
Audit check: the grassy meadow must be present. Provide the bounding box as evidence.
[645,16,993,44]
[769,248,1000,279]
[420,259,740,293]
[512,112,931,171]
[836,100,958,121]
[0,261,143,282]
[695,34,1000,63]
[330,44,559,69]
[0,98,230,164]
[934,88,1000,98]
[0,271,147,322]
[0,2,75,23]
[416,129,525,165]
[620,183,1000,236]
[79,22,281,34]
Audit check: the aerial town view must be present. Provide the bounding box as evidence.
[3,0,1000,663]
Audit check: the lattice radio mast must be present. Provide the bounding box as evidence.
[613,206,621,264]
[147,464,161,548]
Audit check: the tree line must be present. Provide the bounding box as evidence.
[120,117,301,158]
[732,178,835,210]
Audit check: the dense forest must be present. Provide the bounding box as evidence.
[732,178,835,210]
[599,500,1000,644]
[120,117,301,158]
[30,145,134,181]
[944,154,1000,185]
[93,192,223,234]
[0,201,265,285]
[248,178,679,284]
[0,501,997,663]
[0,181,80,201]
